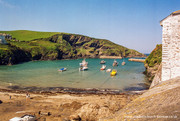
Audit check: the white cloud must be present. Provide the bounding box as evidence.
[0,0,16,8]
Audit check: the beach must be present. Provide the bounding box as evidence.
[0,89,140,120]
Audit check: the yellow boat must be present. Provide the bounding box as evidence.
[111,69,117,76]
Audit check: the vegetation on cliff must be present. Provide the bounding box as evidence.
[0,30,144,65]
[144,44,162,81]
[145,44,162,67]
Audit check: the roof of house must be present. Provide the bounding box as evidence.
[172,10,180,15]
[160,10,180,26]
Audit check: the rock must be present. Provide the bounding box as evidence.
[75,103,111,120]
[69,115,81,121]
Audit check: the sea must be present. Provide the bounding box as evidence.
[0,58,150,93]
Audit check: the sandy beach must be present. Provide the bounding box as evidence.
[0,89,140,121]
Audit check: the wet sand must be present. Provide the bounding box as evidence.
[0,88,141,120]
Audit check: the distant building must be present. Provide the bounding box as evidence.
[0,33,12,44]
[0,35,7,44]
[160,10,180,81]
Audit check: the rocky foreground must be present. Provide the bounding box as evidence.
[0,90,139,121]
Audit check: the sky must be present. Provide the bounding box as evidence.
[0,0,180,53]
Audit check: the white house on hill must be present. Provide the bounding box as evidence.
[0,35,7,44]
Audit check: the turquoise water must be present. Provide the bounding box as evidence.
[0,58,149,91]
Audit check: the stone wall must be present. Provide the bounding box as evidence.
[160,12,180,81]
[150,64,162,88]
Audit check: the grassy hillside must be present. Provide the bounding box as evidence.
[0,30,60,41]
[0,30,145,65]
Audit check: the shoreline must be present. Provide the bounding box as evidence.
[0,56,146,66]
[0,84,149,95]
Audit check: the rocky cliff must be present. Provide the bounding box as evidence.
[144,44,162,82]
[0,30,145,65]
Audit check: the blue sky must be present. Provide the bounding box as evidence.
[0,0,180,53]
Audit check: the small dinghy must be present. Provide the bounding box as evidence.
[100,65,106,70]
[122,61,126,65]
[79,59,88,67]
[21,115,36,121]
[113,60,118,66]
[106,69,112,72]
[100,60,106,64]
[79,66,88,71]
[122,57,126,65]
[58,68,67,72]
[9,114,36,121]
[111,69,117,76]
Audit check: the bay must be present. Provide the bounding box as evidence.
[0,58,149,91]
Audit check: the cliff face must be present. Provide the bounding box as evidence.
[0,44,31,65]
[0,30,145,65]
[144,44,162,81]
[45,34,144,58]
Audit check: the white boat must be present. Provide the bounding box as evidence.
[79,59,88,67]
[100,60,106,64]
[122,57,126,65]
[106,69,112,72]
[79,66,88,71]
[9,115,36,121]
[113,60,118,66]
[21,115,36,121]
[122,61,126,65]
[9,117,22,121]
[100,65,106,70]
[58,68,67,72]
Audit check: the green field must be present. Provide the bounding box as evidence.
[0,30,60,41]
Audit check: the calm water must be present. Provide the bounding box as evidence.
[0,58,149,91]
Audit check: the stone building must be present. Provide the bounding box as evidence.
[160,10,180,81]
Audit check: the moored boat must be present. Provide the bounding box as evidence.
[122,57,126,65]
[100,65,106,70]
[110,69,117,76]
[113,60,118,66]
[122,61,126,65]
[79,59,88,67]
[106,68,112,72]
[100,60,106,64]
[9,114,36,121]
[79,66,88,71]
[58,68,67,72]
